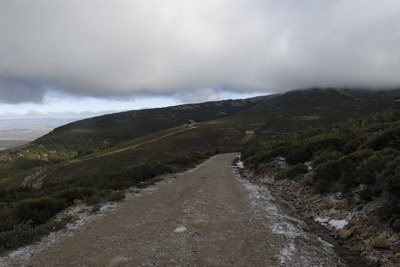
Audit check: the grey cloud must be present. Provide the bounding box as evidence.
[1,0,400,104]
[0,76,46,103]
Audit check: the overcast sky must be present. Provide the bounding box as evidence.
[1,0,400,118]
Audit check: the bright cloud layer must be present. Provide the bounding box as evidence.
[1,0,400,105]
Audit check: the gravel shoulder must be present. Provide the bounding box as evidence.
[2,153,346,266]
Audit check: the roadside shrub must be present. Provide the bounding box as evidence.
[376,157,400,219]
[51,188,95,203]
[358,185,377,201]
[0,216,18,233]
[254,148,276,165]
[307,134,345,154]
[85,190,111,206]
[132,161,174,183]
[105,191,125,202]
[342,135,367,154]
[0,221,35,251]
[13,197,68,225]
[312,159,341,193]
[356,148,398,185]
[85,190,125,205]
[108,177,133,190]
[364,126,400,151]
[285,148,310,165]
[312,150,343,168]
[276,163,308,180]
[336,149,374,188]
[0,217,70,252]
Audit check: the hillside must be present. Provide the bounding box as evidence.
[1,87,400,257]
[33,96,269,151]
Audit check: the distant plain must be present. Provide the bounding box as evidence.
[0,118,77,150]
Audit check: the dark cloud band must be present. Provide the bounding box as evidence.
[0,76,46,103]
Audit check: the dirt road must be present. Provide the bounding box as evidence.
[3,153,346,266]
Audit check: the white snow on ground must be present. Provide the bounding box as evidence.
[318,237,335,248]
[315,217,348,230]
[234,159,244,169]
[315,217,330,226]
[329,219,348,230]
[271,221,302,237]
[174,226,187,233]
[279,242,296,264]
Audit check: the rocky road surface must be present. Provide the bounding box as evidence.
[2,153,347,266]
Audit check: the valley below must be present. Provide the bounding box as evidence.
[1,153,346,266]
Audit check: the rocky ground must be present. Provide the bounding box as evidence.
[247,158,400,267]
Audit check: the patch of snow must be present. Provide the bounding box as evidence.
[316,217,348,230]
[327,195,341,204]
[279,242,296,264]
[317,237,335,248]
[235,159,244,169]
[315,217,329,226]
[174,226,187,233]
[232,155,244,176]
[272,222,302,238]
[328,219,348,230]
[239,178,274,202]
[259,176,272,183]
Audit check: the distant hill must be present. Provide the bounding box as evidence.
[33,87,400,150]
[32,96,269,152]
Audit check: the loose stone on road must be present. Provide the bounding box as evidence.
[3,153,346,266]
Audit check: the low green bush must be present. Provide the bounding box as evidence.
[13,197,68,225]
[0,217,70,252]
[358,185,377,201]
[285,148,310,165]
[312,150,343,167]
[356,148,398,185]
[108,177,133,190]
[0,221,35,252]
[85,190,111,206]
[51,188,95,203]
[364,126,400,151]
[105,191,125,202]
[375,157,400,219]
[85,190,125,205]
[276,163,308,180]
[307,134,345,154]
[312,159,341,193]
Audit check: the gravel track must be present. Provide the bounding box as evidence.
[2,153,346,266]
